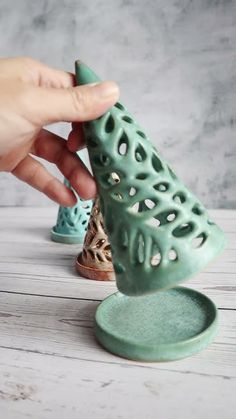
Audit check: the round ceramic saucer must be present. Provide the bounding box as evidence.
[95,286,218,362]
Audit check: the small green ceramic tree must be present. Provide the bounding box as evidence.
[51,178,92,244]
[75,61,226,296]
[51,151,93,244]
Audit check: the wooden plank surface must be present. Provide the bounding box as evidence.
[0,207,235,419]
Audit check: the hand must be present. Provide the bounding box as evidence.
[0,57,119,205]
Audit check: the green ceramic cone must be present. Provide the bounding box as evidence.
[51,178,92,244]
[75,61,226,296]
[51,151,93,244]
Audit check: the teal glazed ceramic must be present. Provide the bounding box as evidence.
[95,287,218,362]
[75,60,225,362]
[51,151,93,244]
[75,61,226,296]
[51,182,92,244]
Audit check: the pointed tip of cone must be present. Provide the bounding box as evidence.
[75,59,83,73]
[74,59,80,72]
[75,60,101,86]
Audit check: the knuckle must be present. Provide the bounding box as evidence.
[25,162,40,184]
[18,56,32,64]
[17,84,34,108]
[18,56,36,69]
[68,87,90,117]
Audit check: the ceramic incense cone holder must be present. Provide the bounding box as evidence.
[76,197,114,281]
[51,178,92,244]
[51,151,93,244]
[75,61,226,362]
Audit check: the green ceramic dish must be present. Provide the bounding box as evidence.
[95,286,218,361]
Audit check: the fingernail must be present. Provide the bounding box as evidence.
[87,82,100,87]
[91,81,119,101]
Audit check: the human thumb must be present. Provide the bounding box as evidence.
[24,81,119,125]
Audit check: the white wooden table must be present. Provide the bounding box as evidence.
[0,207,235,419]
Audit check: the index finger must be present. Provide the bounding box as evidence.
[32,129,97,200]
[0,57,76,88]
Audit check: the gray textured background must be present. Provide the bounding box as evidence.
[0,0,235,208]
